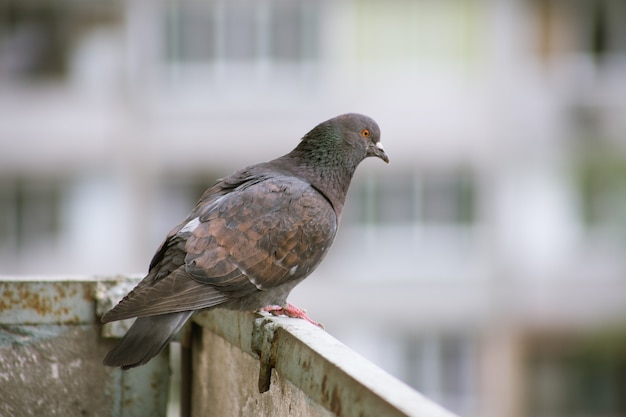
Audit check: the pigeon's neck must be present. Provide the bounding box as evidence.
[277,152,360,217]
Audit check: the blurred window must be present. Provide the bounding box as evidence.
[0,1,121,80]
[0,177,63,257]
[405,333,476,416]
[166,0,319,65]
[527,334,626,417]
[531,0,626,64]
[577,152,626,235]
[353,0,486,74]
[421,172,475,225]
[353,170,476,226]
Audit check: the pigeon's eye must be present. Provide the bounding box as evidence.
[361,129,370,137]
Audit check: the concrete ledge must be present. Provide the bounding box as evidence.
[192,309,459,417]
[0,276,169,417]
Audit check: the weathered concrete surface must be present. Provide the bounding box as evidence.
[0,277,171,417]
[191,322,334,417]
[2,324,114,416]
[192,309,459,417]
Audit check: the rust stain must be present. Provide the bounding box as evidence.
[300,358,311,372]
[0,288,15,310]
[19,286,55,315]
[0,282,92,322]
[82,284,93,302]
[329,385,343,415]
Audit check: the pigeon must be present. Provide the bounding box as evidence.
[102,113,389,369]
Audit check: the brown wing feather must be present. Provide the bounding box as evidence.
[185,176,337,290]
[102,172,336,322]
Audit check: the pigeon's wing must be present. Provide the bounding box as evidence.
[185,175,337,291]
[101,173,337,322]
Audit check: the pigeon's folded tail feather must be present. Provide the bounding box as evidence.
[100,267,229,323]
[103,311,193,369]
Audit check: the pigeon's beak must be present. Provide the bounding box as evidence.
[368,141,389,164]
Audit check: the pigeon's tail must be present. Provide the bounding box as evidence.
[103,311,193,369]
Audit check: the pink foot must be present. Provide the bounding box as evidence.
[261,303,324,329]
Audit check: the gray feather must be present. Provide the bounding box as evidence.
[103,311,193,369]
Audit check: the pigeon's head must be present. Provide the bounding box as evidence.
[299,113,389,166]
[287,113,388,216]
[335,113,389,164]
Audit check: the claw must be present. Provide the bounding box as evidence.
[261,303,324,329]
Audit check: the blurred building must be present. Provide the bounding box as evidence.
[1,1,626,416]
